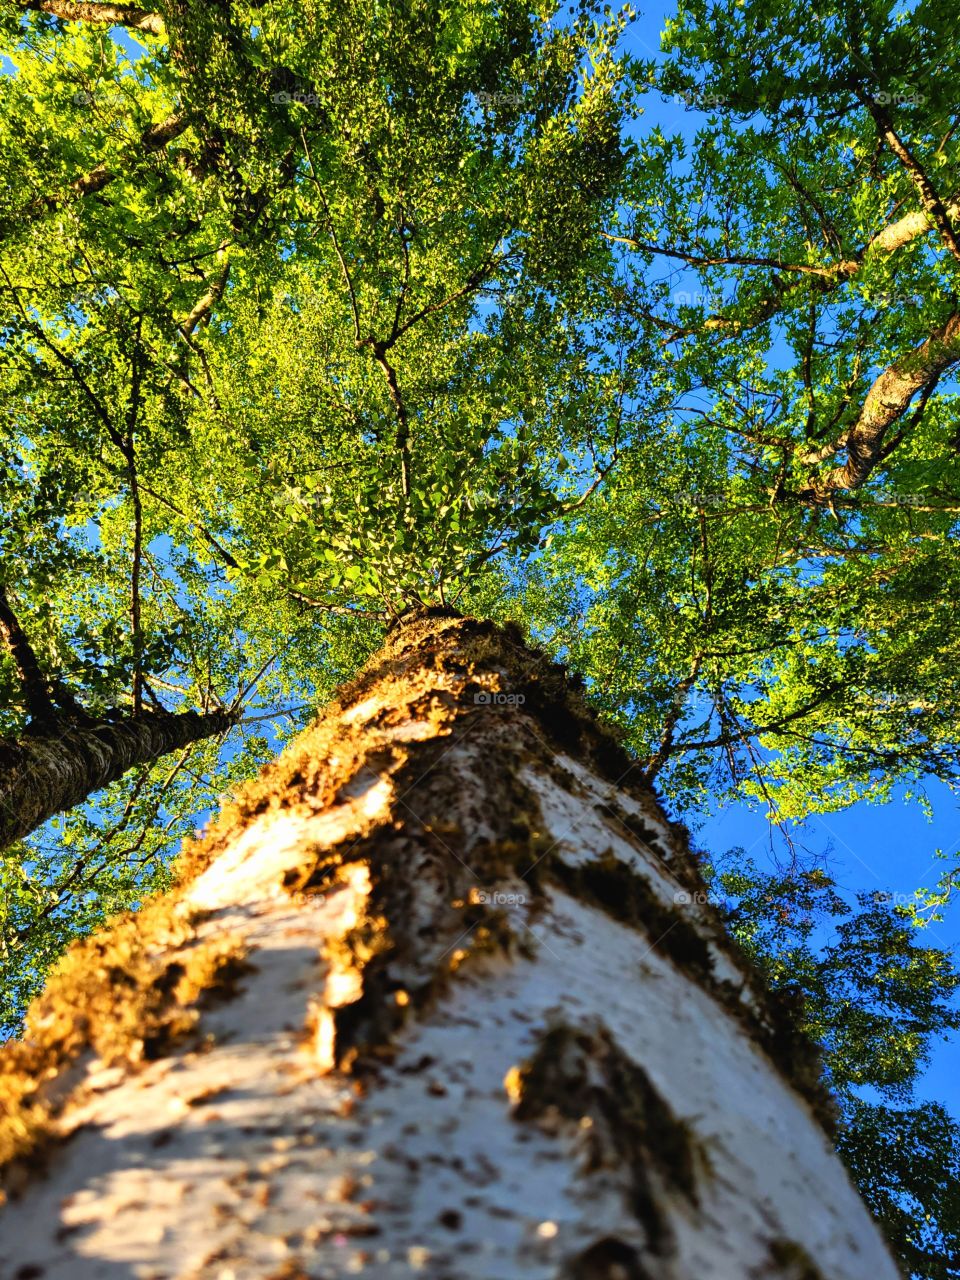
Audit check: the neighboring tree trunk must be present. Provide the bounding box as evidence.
[0,708,235,849]
[0,611,900,1279]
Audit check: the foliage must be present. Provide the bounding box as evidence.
[840,1101,960,1280]
[713,855,960,1277]
[493,0,960,823]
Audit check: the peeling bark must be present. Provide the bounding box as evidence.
[0,707,235,849]
[0,611,900,1278]
[867,192,960,256]
[866,99,960,266]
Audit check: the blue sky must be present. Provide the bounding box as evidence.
[697,787,960,1104]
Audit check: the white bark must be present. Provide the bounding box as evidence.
[0,613,901,1280]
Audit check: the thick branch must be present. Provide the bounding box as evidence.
[178,248,231,338]
[866,99,960,266]
[17,1,164,34]
[0,586,55,725]
[12,745,196,949]
[5,114,189,242]
[868,193,960,256]
[69,113,189,199]
[0,707,236,849]
[805,311,960,492]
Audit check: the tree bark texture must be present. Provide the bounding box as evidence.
[0,708,235,849]
[0,612,900,1279]
[17,2,164,35]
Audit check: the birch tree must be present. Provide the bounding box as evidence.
[0,610,902,1279]
[1,0,959,1271]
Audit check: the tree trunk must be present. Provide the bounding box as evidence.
[0,611,900,1279]
[0,708,235,849]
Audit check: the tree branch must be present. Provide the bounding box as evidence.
[614,185,960,338]
[0,707,236,850]
[804,311,960,492]
[123,334,145,715]
[0,585,55,725]
[17,0,164,34]
[137,483,241,569]
[602,236,843,277]
[370,340,412,500]
[178,245,231,338]
[299,130,363,345]
[4,114,189,244]
[642,653,704,783]
[672,684,844,753]
[866,98,960,266]
[0,263,122,446]
[391,249,503,344]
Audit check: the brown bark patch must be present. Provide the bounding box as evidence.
[506,1019,705,1257]
[548,853,837,1135]
[566,1237,654,1280]
[760,1238,828,1280]
[172,610,672,892]
[549,849,715,980]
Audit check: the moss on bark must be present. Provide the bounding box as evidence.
[506,1019,705,1257]
[0,609,840,1205]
